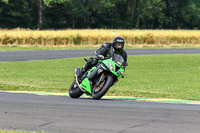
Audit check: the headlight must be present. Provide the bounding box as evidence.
[108,62,114,71]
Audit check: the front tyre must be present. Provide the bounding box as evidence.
[69,80,83,98]
[92,75,113,100]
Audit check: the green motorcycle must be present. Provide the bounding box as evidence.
[69,53,125,99]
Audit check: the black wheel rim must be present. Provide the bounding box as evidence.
[70,81,78,92]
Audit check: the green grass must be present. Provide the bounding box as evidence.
[0,54,200,100]
[0,130,46,133]
[0,45,99,51]
[1,45,200,51]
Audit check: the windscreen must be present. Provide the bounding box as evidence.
[113,54,124,67]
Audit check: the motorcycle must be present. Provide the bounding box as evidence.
[69,53,125,99]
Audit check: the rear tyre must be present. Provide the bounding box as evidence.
[69,80,83,98]
[92,75,113,100]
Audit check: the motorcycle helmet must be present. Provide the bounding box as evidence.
[112,36,125,52]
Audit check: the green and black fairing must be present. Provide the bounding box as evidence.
[79,54,125,95]
[70,53,126,99]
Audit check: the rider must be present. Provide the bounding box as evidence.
[78,36,128,80]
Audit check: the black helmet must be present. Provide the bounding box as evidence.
[113,36,125,51]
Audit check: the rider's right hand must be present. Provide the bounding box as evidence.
[97,55,104,60]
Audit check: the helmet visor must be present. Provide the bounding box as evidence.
[116,43,123,49]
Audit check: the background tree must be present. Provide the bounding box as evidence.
[0,0,200,29]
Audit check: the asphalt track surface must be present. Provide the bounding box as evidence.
[0,91,200,133]
[0,49,200,133]
[1,48,200,62]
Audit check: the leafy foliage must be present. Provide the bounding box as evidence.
[0,0,200,29]
[0,0,8,4]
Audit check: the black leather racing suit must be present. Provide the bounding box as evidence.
[95,43,128,66]
[81,43,128,73]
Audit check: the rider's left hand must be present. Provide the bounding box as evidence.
[121,73,125,78]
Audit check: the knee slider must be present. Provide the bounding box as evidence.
[91,58,98,66]
[83,57,94,70]
[87,57,93,64]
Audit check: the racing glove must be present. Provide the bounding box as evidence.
[122,73,125,78]
[97,55,104,60]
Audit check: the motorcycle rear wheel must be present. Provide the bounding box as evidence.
[69,80,83,98]
[92,75,113,100]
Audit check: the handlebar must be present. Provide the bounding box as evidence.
[96,56,110,60]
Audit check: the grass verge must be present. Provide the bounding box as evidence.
[0,44,200,51]
[0,45,99,51]
[0,130,46,133]
[0,54,200,100]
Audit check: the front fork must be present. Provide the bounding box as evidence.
[95,72,106,87]
[88,66,107,93]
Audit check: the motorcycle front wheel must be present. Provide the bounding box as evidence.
[69,80,83,98]
[92,75,113,100]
